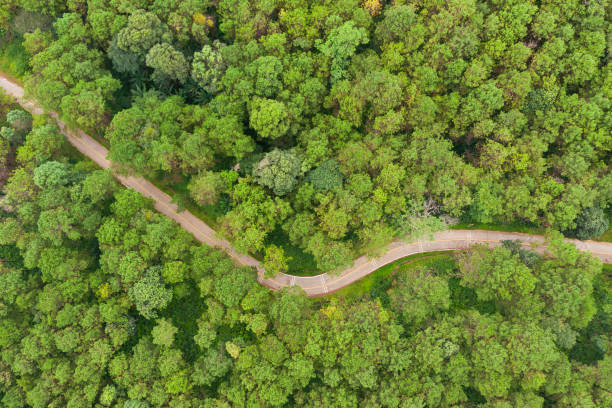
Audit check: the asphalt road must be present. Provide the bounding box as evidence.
[262,229,612,296]
[2,74,611,297]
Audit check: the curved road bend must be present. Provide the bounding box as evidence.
[263,229,612,296]
[2,75,612,297]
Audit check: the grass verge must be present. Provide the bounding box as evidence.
[0,37,29,80]
[331,251,454,300]
[452,221,542,235]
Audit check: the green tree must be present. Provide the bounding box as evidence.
[152,318,178,347]
[249,98,290,140]
[187,171,225,206]
[253,149,302,196]
[191,41,226,94]
[388,266,450,326]
[263,245,290,278]
[316,21,369,83]
[192,346,232,386]
[129,268,173,319]
[115,9,170,57]
[252,55,283,97]
[569,206,609,240]
[307,159,343,191]
[458,245,539,316]
[33,161,70,188]
[16,122,65,165]
[145,43,190,84]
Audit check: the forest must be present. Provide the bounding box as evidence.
[1,97,611,406]
[1,0,610,272]
[0,0,611,407]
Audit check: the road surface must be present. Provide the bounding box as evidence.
[262,229,612,296]
[2,74,611,297]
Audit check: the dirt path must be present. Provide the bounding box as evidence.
[0,75,264,275]
[2,74,612,297]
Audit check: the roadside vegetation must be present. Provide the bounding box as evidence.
[0,0,609,274]
[1,114,611,404]
[0,1,611,407]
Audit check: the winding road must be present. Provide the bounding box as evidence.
[2,74,611,297]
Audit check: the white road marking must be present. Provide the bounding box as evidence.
[320,275,328,293]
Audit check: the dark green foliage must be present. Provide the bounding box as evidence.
[107,36,140,75]
[7,0,609,270]
[501,239,542,266]
[522,89,554,115]
[10,9,52,35]
[0,36,31,77]
[1,1,612,403]
[1,148,611,407]
[569,206,609,240]
[307,159,343,191]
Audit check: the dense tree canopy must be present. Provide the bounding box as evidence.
[1,0,611,406]
[1,148,611,406]
[2,0,609,269]
[0,85,611,407]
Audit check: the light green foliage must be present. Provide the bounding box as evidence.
[534,232,601,329]
[388,266,450,326]
[145,43,189,84]
[1,149,611,407]
[107,93,196,176]
[263,244,290,278]
[33,160,69,188]
[191,41,226,94]
[99,385,117,406]
[187,171,224,206]
[115,9,170,57]
[249,98,290,140]
[458,245,539,315]
[222,179,292,251]
[6,0,610,263]
[25,13,120,130]
[253,149,302,196]
[1,1,611,405]
[152,318,178,347]
[317,21,369,83]
[251,55,283,97]
[16,122,65,165]
[10,0,606,265]
[225,341,240,359]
